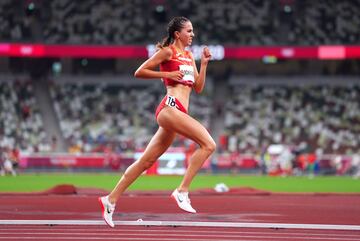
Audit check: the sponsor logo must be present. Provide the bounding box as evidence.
[178,56,192,62]
[179,65,194,83]
[107,207,112,214]
[177,193,184,203]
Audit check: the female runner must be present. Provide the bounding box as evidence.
[99,16,216,227]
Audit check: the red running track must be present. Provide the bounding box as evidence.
[1,225,360,241]
[0,187,360,241]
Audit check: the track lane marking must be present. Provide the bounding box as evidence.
[0,228,359,237]
[0,232,359,240]
[1,220,360,231]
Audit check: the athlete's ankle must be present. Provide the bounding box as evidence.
[177,187,189,193]
[107,195,117,205]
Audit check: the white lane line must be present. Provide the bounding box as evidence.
[0,236,359,241]
[0,237,252,241]
[0,232,359,240]
[0,238,352,241]
[1,220,360,231]
[0,228,358,237]
[0,236,249,241]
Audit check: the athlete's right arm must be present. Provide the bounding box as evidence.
[134,47,184,81]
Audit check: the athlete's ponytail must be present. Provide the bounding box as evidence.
[156,16,189,49]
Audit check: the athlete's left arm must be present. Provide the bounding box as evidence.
[192,47,211,94]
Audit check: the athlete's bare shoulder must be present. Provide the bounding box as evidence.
[187,50,194,59]
[157,46,173,61]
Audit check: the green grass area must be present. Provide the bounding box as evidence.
[1,173,360,193]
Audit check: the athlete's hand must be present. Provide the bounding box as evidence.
[166,71,184,82]
[201,46,212,65]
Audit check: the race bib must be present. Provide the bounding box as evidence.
[179,65,194,83]
[165,95,177,108]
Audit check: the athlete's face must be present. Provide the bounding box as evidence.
[176,21,195,46]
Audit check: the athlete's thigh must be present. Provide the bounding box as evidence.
[140,126,176,161]
[157,107,213,146]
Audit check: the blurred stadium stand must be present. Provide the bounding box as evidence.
[0,0,359,175]
[1,0,359,45]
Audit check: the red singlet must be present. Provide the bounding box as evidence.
[160,45,195,87]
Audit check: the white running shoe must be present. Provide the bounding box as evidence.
[98,196,116,228]
[171,189,196,213]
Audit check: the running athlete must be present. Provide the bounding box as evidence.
[99,16,216,228]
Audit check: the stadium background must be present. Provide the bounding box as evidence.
[0,0,359,177]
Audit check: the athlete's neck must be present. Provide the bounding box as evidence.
[173,41,186,54]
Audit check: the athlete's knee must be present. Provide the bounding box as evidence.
[144,160,156,169]
[202,138,216,154]
[126,158,157,173]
